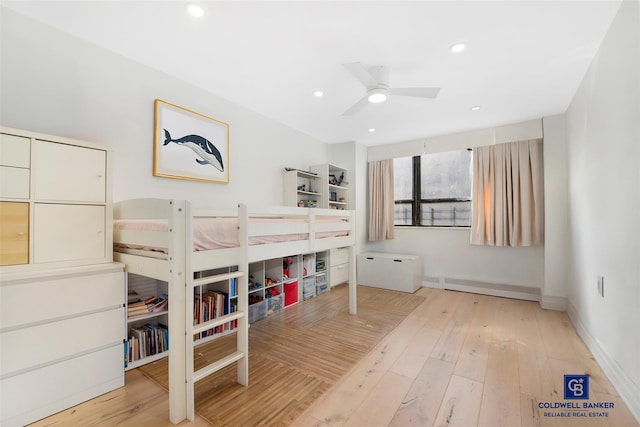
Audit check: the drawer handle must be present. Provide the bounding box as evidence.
[366,257,374,260]
[18,231,25,236]
[393,259,403,263]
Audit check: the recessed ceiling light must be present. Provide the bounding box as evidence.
[185,3,204,18]
[450,43,466,53]
[313,90,324,97]
[470,105,481,111]
[368,128,376,133]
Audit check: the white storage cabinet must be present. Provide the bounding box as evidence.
[357,252,422,293]
[0,127,112,270]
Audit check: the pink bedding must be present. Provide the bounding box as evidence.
[114,217,348,253]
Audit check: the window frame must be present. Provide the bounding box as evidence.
[394,153,472,228]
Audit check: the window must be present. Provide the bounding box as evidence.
[394,149,472,227]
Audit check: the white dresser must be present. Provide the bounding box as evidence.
[0,127,124,426]
[0,264,125,426]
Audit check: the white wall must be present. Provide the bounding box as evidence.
[0,7,328,209]
[565,0,640,419]
[328,141,369,253]
[365,119,545,292]
[541,114,569,309]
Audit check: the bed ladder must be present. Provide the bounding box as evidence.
[185,269,249,421]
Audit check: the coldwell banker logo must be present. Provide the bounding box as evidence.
[564,374,589,400]
[539,374,615,419]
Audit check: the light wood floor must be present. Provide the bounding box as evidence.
[29,286,638,427]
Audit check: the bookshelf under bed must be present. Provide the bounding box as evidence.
[112,198,356,424]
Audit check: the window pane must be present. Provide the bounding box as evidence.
[420,150,472,200]
[393,156,413,200]
[420,201,471,227]
[394,203,412,225]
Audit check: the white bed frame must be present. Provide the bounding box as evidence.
[112,199,356,424]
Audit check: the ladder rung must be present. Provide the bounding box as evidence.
[193,351,245,383]
[192,311,245,336]
[192,271,245,288]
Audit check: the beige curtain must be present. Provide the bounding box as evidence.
[368,159,395,241]
[471,139,544,246]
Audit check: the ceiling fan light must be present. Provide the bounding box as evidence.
[185,3,204,17]
[367,88,388,103]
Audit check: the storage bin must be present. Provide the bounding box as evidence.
[316,282,328,295]
[284,280,298,307]
[315,271,327,285]
[248,300,267,323]
[303,277,316,300]
[267,293,284,314]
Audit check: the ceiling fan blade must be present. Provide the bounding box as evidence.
[343,62,379,88]
[341,95,369,116]
[390,87,440,98]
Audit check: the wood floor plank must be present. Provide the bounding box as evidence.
[432,374,484,427]
[535,308,581,362]
[344,372,414,427]
[389,357,455,427]
[389,326,442,379]
[477,341,521,427]
[453,294,497,382]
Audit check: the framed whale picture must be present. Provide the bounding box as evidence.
[153,99,230,183]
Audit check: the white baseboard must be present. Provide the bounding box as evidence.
[567,302,640,424]
[539,294,568,311]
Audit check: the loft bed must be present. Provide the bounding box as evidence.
[112,198,357,424]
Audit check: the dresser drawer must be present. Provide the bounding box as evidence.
[330,262,349,287]
[1,271,124,330]
[330,246,349,266]
[0,308,124,377]
[0,133,30,168]
[0,166,29,199]
[1,344,123,427]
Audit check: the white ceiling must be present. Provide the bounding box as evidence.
[2,1,622,146]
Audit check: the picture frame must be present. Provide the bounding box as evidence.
[153,99,230,183]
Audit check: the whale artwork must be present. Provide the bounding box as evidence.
[163,129,224,172]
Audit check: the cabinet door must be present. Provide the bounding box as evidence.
[0,202,29,266]
[33,204,105,263]
[0,166,30,199]
[0,133,30,168]
[32,140,106,202]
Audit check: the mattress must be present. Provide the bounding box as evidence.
[114,216,349,253]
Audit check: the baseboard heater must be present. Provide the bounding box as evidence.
[426,276,541,301]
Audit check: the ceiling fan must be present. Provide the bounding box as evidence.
[342,62,440,116]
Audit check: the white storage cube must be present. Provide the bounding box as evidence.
[357,252,422,293]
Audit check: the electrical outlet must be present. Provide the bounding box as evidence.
[597,276,605,297]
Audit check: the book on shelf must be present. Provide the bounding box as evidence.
[127,294,168,318]
[193,289,229,339]
[126,322,169,365]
